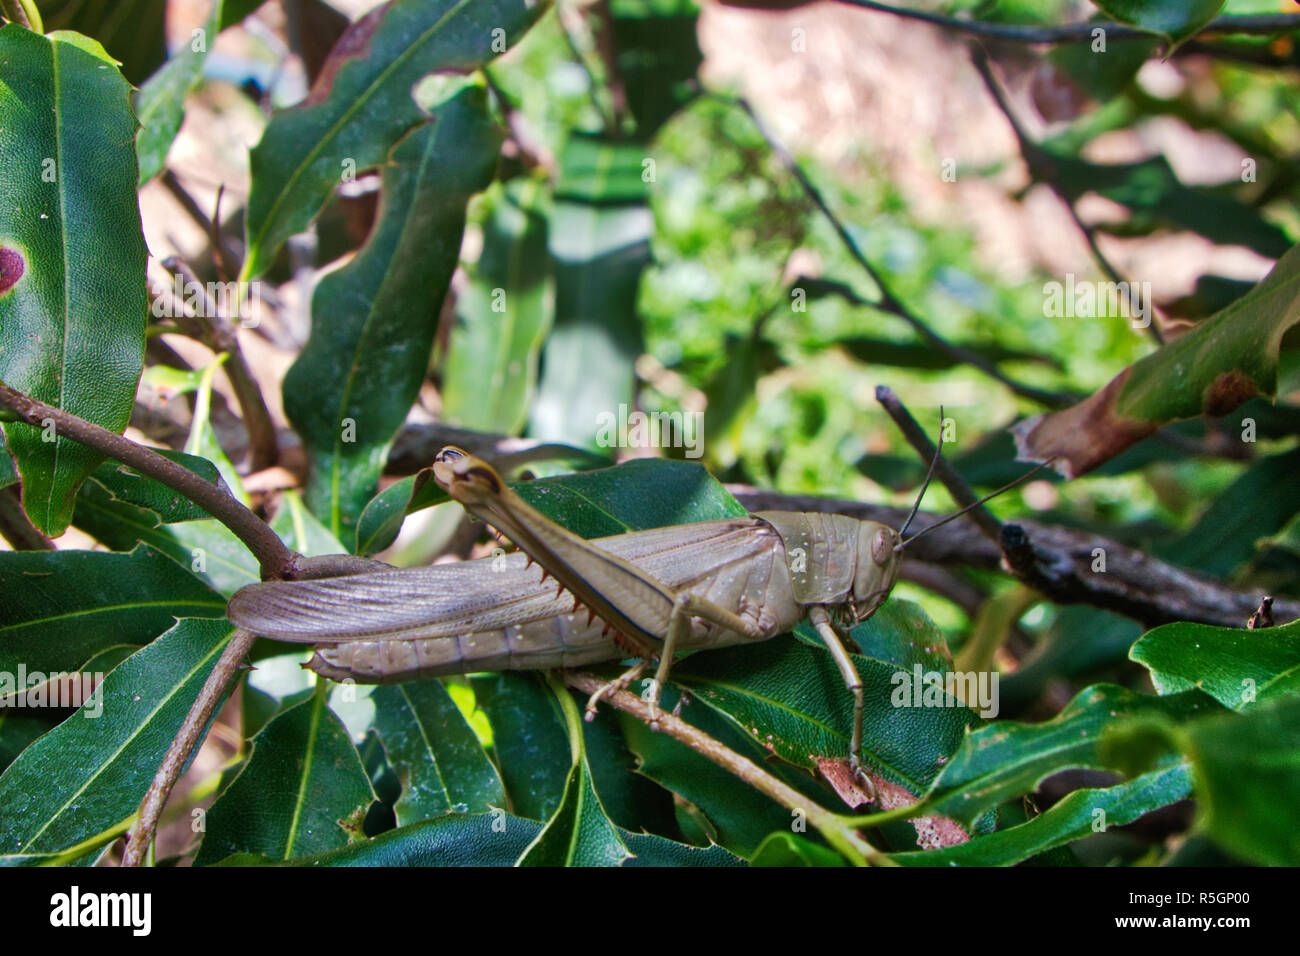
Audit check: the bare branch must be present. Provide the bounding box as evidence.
[160,257,279,472]
[121,629,256,866]
[0,379,296,578]
[563,671,892,865]
[722,94,1070,408]
[0,484,53,550]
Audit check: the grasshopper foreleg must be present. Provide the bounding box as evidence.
[809,605,876,802]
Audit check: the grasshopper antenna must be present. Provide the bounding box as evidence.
[896,405,945,541]
[896,457,1058,551]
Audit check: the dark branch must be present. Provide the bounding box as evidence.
[875,385,1003,542]
[967,47,1167,346]
[121,629,257,866]
[723,94,1070,408]
[0,484,53,550]
[0,379,295,578]
[160,257,280,472]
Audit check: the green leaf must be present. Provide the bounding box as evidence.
[267,489,349,558]
[216,813,540,866]
[751,831,846,867]
[530,134,651,450]
[0,26,148,535]
[923,684,1222,825]
[0,711,53,775]
[609,0,702,136]
[212,811,740,866]
[285,82,503,540]
[515,677,631,866]
[615,683,822,858]
[1041,150,1290,258]
[0,545,226,683]
[580,704,678,835]
[442,177,554,434]
[0,617,234,860]
[183,355,247,505]
[470,672,570,821]
[1154,447,1300,577]
[890,763,1193,866]
[1044,36,1158,104]
[241,0,542,278]
[194,688,377,865]
[516,755,632,866]
[85,451,227,523]
[135,0,226,185]
[674,634,975,795]
[353,468,445,555]
[1177,695,1300,866]
[512,456,746,537]
[35,0,167,84]
[370,680,505,824]
[72,482,260,597]
[1013,241,1300,477]
[1130,617,1300,710]
[1090,0,1225,44]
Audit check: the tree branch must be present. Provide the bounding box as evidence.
[0,379,295,578]
[160,257,279,472]
[121,629,256,866]
[967,47,1167,346]
[723,94,1070,408]
[562,671,892,866]
[0,484,52,550]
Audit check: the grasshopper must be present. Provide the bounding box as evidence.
[229,443,1028,790]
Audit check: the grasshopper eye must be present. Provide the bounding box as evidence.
[871,527,892,565]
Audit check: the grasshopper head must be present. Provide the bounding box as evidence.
[433,446,505,506]
[850,522,901,621]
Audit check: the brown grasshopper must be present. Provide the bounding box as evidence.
[230,443,1033,790]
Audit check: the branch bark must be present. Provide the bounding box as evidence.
[562,671,892,866]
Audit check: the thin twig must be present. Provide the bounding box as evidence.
[121,629,257,867]
[0,484,53,549]
[725,94,1069,408]
[875,385,1003,543]
[159,171,244,272]
[210,184,236,284]
[161,257,279,471]
[968,47,1166,346]
[0,379,295,577]
[556,1,617,132]
[841,1,1300,44]
[562,671,893,866]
